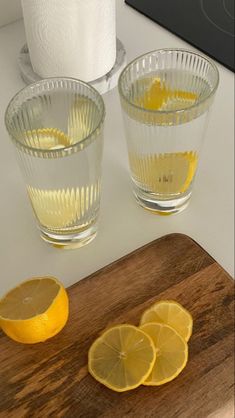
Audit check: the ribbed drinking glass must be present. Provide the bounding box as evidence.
[118,49,219,214]
[5,78,105,248]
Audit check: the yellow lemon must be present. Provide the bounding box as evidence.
[88,324,156,392]
[129,151,198,195]
[140,300,193,342]
[142,78,198,111]
[24,128,70,150]
[140,322,188,386]
[0,277,69,344]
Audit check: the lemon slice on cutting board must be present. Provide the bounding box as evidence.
[140,300,193,342]
[140,322,188,386]
[88,324,156,392]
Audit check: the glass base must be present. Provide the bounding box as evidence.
[133,187,192,215]
[39,223,97,249]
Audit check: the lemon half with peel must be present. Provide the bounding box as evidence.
[0,277,69,344]
[88,324,156,392]
[140,300,193,342]
[140,322,188,386]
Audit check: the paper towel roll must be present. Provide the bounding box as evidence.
[21,0,116,82]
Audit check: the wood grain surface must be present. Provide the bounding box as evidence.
[0,234,234,418]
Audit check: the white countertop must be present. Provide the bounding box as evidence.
[0,1,234,295]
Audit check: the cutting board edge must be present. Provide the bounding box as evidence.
[69,233,233,291]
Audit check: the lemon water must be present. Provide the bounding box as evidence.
[123,70,211,210]
[16,95,103,245]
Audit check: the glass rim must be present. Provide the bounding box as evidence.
[118,48,220,115]
[5,77,105,156]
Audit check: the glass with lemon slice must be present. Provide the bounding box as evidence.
[5,78,105,248]
[118,49,219,214]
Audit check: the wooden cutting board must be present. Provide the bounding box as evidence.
[0,234,234,418]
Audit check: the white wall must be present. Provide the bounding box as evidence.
[0,0,22,27]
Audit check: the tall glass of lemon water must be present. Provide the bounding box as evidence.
[118,49,219,214]
[5,78,105,248]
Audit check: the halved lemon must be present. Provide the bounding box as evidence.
[0,277,69,344]
[140,300,193,342]
[88,324,156,392]
[140,322,188,386]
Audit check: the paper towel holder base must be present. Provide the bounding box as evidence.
[18,39,126,95]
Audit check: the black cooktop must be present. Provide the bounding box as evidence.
[125,0,235,72]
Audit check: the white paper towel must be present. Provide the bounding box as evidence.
[21,0,116,82]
